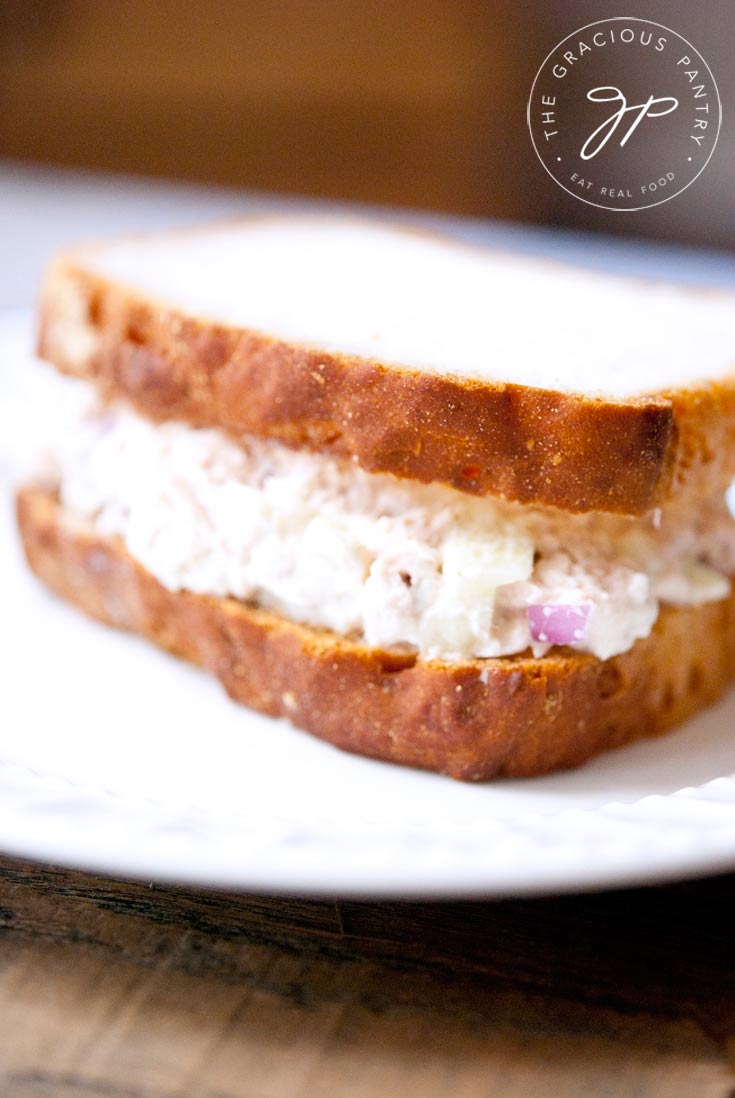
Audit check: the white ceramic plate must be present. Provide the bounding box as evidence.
[3,308,735,898]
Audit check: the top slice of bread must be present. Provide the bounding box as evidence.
[37,215,735,515]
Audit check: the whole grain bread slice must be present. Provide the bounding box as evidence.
[17,486,735,780]
[37,216,735,516]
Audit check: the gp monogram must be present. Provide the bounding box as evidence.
[527,17,721,211]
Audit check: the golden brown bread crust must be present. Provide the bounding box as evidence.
[17,486,735,780]
[34,249,700,516]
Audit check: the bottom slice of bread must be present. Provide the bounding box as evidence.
[16,486,735,780]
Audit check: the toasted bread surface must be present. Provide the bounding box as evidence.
[36,217,735,515]
[17,486,735,780]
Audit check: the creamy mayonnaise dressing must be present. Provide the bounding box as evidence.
[39,392,733,662]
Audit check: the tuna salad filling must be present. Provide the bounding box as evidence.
[34,386,734,662]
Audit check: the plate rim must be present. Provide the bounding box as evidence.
[2,752,735,898]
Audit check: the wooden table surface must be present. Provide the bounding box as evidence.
[0,856,734,1098]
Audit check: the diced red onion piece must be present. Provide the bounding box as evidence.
[527,603,591,646]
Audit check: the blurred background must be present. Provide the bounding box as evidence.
[0,0,732,248]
